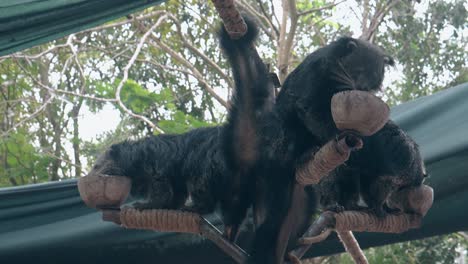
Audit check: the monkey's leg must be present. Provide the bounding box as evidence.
[181,189,217,214]
[133,176,178,210]
[360,176,396,217]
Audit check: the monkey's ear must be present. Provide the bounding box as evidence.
[109,145,120,159]
[334,37,358,57]
[347,40,358,52]
[384,56,395,66]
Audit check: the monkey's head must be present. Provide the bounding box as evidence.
[276,37,394,141]
[87,141,143,178]
[327,37,394,93]
[87,142,148,197]
[87,147,125,177]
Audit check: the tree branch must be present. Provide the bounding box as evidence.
[255,0,280,37]
[77,10,167,35]
[361,0,400,42]
[298,0,346,17]
[164,14,234,88]
[1,95,54,138]
[114,15,168,134]
[236,0,277,41]
[277,0,299,82]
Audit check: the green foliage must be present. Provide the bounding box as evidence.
[0,0,466,261]
[334,233,467,264]
[377,0,467,105]
[0,130,52,187]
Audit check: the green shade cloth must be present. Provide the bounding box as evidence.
[1,83,467,263]
[0,0,165,56]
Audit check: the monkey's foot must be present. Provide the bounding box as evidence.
[336,131,363,151]
[180,204,213,214]
[324,203,345,213]
[132,201,168,210]
[383,203,403,215]
[347,205,388,218]
[224,224,240,242]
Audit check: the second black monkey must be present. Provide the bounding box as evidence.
[219,16,415,264]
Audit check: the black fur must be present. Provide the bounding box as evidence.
[219,16,275,241]
[89,15,410,264]
[220,18,397,264]
[90,127,228,213]
[87,18,276,243]
[319,120,427,216]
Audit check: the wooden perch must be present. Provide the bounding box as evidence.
[103,207,249,263]
[78,173,249,263]
[210,0,247,39]
[288,184,434,263]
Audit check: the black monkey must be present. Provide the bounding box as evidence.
[87,18,276,242]
[219,18,397,264]
[218,16,275,241]
[89,127,228,213]
[319,120,428,216]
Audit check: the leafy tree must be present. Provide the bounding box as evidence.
[0,0,466,261]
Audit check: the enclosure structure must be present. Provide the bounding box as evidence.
[0,1,467,263]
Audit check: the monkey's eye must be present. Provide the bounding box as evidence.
[347,40,357,51]
[383,56,395,66]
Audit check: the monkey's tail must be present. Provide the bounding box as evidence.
[219,15,273,168]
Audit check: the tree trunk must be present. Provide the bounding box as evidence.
[39,59,61,181]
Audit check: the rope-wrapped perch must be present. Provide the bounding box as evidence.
[335,211,422,233]
[101,207,249,263]
[337,231,368,264]
[289,183,433,263]
[296,134,363,186]
[118,208,201,233]
[210,0,247,39]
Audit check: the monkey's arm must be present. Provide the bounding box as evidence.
[220,16,274,169]
[219,16,276,241]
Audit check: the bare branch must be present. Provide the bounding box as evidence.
[361,0,400,42]
[255,0,280,37]
[114,15,168,134]
[151,37,229,108]
[165,14,234,88]
[15,60,117,103]
[236,0,277,41]
[1,43,69,60]
[361,0,370,33]
[43,150,87,177]
[1,95,54,137]
[77,10,167,35]
[269,0,281,27]
[277,0,299,81]
[298,0,346,17]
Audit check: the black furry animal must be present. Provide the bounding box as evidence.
[87,19,277,243]
[219,16,275,242]
[89,127,229,213]
[319,120,427,216]
[219,17,398,264]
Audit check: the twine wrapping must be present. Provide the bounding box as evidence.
[296,136,361,185]
[211,0,247,39]
[337,231,368,264]
[334,211,422,233]
[120,208,202,234]
[288,210,423,263]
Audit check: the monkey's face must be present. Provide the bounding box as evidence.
[329,37,394,93]
[87,147,124,177]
